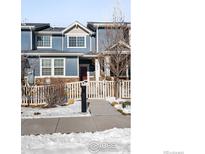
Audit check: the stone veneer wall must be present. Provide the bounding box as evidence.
[34,77,114,85]
[35,77,80,85]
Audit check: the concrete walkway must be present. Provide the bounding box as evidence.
[21,99,130,135]
[89,99,121,116]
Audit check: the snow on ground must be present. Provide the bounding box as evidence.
[21,101,90,119]
[106,97,131,114]
[106,97,129,104]
[22,128,130,154]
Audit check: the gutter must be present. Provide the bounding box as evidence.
[21,52,84,57]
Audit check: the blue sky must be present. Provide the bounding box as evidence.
[21,0,130,27]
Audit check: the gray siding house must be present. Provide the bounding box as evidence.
[21,21,130,84]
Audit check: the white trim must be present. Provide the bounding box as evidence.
[67,36,86,48]
[77,57,80,77]
[36,31,62,35]
[37,46,52,49]
[22,53,84,56]
[40,58,52,76]
[65,33,89,36]
[62,33,64,51]
[40,58,42,76]
[36,35,52,48]
[90,36,92,51]
[30,28,32,50]
[62,21,93,34]
[96,26,99,52]
[21,25,35,28]
[109,40,131,49]
[82,54,97,58]
[95,58,100,81]
[126,64,129,78]
[36,76,79,79]
[102,50,130,54]
[53,58,65,76]
[89,23,131,28]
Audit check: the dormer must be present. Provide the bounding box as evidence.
[63,21,93,35]
[63,21,94,49]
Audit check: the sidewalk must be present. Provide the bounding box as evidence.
[21,99,130,135]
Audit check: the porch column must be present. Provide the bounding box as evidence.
[104,56,110,77]
[126,64,129,79]
[95,58,100,81]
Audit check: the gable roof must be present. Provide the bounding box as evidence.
[109,40,130,50]
[62,21,94,34]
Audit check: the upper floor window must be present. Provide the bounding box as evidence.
[37,35,52,48]
[67,36,86,48]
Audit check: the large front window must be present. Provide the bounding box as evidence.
[67,36,85,48]
[41,58,65,76]
[37,35,51,47]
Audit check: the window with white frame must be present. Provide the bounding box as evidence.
[67,36,85,47]
[41,58,65,76]
[37,35,51,47]
[54,59,64,75]
[41,59,52,76]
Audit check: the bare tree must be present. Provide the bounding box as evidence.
[43,79,66,108]
[97,7,130,97]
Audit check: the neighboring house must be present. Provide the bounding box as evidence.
[21,21,130,85]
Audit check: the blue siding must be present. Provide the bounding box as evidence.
[33,35,91,52]
[66,57,78,76]
[28,58,40,76]
[28,57,79,77]
[91,36,96,51]
[34,35,62,51]
[32,31,35,49]
[52,35,62,51]
[21,31,31,50]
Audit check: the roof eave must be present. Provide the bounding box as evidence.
[62,21,94,35]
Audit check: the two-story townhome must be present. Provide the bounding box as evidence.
[21,21,130,85]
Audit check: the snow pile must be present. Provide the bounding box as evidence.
[21,101,90,119]
[106,97,129,104]
[22,128,130,154]
[106,97,131,114]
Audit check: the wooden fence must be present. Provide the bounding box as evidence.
[66,80,130,99]
[22,80,131,105]
[21,85,65,106]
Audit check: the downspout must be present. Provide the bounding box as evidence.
[30,27,32,50]
[95,26,100,81]
[96,26,99,52]
[90,35,92,52]
[62,32,64,51]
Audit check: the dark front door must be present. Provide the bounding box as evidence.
[80,66,87,81]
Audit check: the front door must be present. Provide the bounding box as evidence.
[80,66,87,81]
